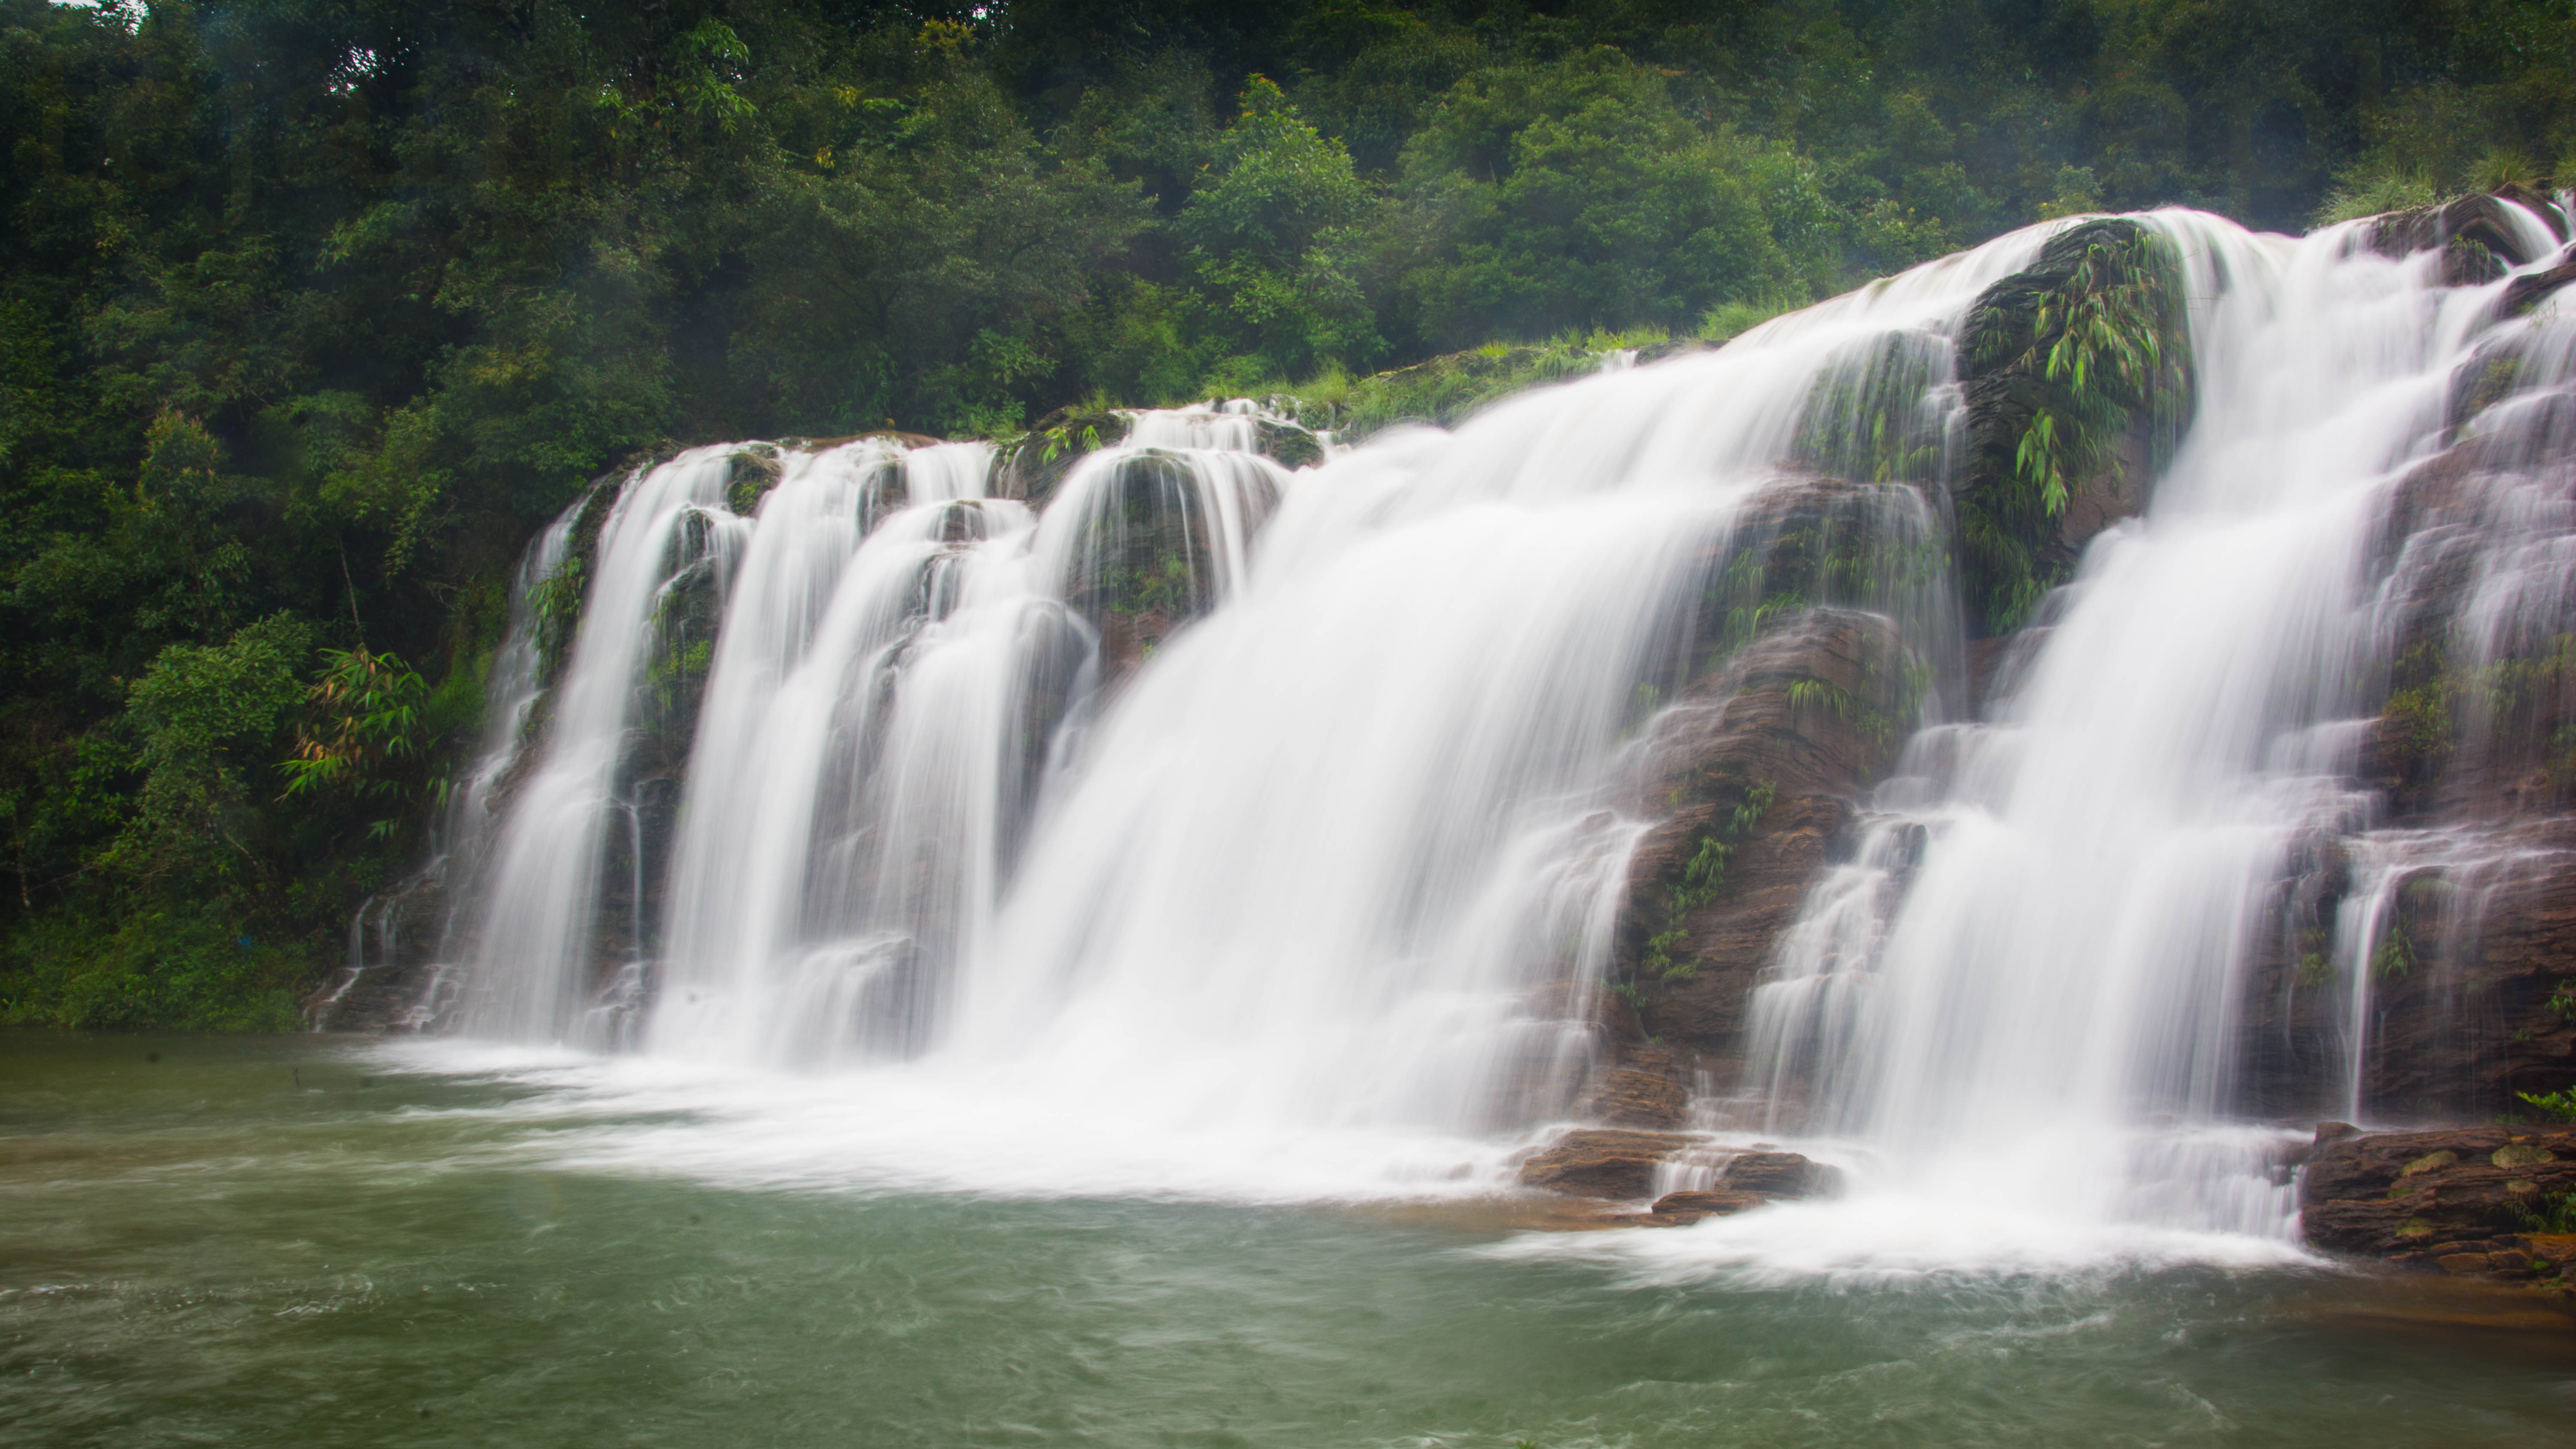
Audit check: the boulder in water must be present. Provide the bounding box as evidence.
[1718,1150,1843,1200]
[1646,1189,1768,1222]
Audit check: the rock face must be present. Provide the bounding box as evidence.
[1572,230,2186,1119]
[1573,1044,1693,1129]
[1643,1190,1768,1222]
[2217,341,2576,1119]
[2302,1124,2576,1288]
[305,871,452,1033]
[1635,1148,1846,1223]
[1952,217,2190,635]
[2364,188,2567,285]
[1615,606,1913,1067]
[993,407,1132,511]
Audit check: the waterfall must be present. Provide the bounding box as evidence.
[457,448,741,1040]
[439,233,2039,1154]
[432,202,2576,1238]
[1746,203,2576,1242]
[647,437,1007,1063]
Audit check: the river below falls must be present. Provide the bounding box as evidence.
[7,1031,2576,1447]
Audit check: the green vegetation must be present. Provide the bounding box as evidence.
[11,0,2576,1027]
[2375,633,2576,800]
[2371,929,2418,983]
[2517,1087,2576,1123]
[1265,333,1635,437]
[1641,777,1774,981]
[2516,1188,2576,1235]
[1954,219,2191,632]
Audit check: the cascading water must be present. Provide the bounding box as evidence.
[457,448,741,1041]
[647,437,1016,1063]
[432,202,2575,1261]
[1738,203,2576,1257]
[444,410,1294,1062]
[440,239,2051,1192]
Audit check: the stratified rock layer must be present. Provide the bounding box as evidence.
[2302,1124,2576,1289]
[1618,608,1911,1065]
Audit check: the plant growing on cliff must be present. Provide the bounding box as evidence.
[2371,930,2418,983]
[1956,222,2193,632]
[2515,1188,2576,1235]
[1787,678,1900,750]
[1641,778,1776,981]
[2009,231,2192,515]
[2516,1088,2576,1123]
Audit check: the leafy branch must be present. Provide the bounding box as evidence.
[279,647,436,840]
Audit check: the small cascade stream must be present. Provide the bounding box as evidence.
[415,204,2576,1265]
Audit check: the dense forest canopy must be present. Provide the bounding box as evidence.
[6,0,2575,1029]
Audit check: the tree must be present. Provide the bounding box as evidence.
[1178,76,1383,381]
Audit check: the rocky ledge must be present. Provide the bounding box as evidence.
[2301,1124,2576,1293]
[1516,1129,1842,1226]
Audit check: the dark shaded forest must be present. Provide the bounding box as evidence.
[5,0,2574,1028]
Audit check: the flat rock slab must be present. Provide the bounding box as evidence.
[1519,1133,1844,1211]
[1518,1130,1696,1199]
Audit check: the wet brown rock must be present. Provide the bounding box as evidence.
[1617,605,1913,1061]
[305,869,451,1033]
[2301,1126,2576,1278]
[2529,1234,2576,1270]
[1719,1150,1844,1200]
[1575,1047,1692,1130]
[2498,253,2576,319]
[1517,1129,1692,1199]
[1648,1189,1768,1221]
[2364,191,2565,278]
[2227,413,2576,1119]
[2291,818,2576,1118]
